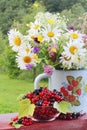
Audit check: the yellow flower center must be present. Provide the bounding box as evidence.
[47,31,54,37]
[69,45,78,54]
[31,35,34,39]
[64,56,71,61]
[50,47,57,53]
[34,25,39,29]
[23,56,32,63]
[26,48,30,53]
[14,36,21,46]
[78,57,81,62]
[32,54,38,61]
[71,33,78,39]
[37,35,43,42]
[47,19,55,24]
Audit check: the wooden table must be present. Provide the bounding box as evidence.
[0,113,87,130]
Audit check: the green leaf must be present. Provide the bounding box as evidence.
[73,100,80,106]
[18,99,35,118]
[76,76,82,82]
[58,101,72,114]
[67,76,74,84]
[12,122,23,129]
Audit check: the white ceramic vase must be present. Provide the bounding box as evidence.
[34,69,87,113]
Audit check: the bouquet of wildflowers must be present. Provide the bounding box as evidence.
[8,12,87,71]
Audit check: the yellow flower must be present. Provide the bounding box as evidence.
[33,2,39,7]
[50,47,57,53]
[33,54,38,61]
[47,19,55,24]
[37,35,43,42]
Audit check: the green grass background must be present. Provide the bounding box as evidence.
[0,73,47,114]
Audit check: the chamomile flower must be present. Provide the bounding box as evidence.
[27,28,39,41]
[67,30,83,41]
[72,53,87,69]
[35,12,67,31]
[16,52,38,70]
[27,21,43,43]
[30,20,40,30]
[18,42,32,54]
[35,12,58,27]
[8,29,24,52]
[59,55,72,69]
[62,40,86,58]
[27,29,43,44]
[41,25,61,43]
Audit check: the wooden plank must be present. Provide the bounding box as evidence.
[0,113,87,130]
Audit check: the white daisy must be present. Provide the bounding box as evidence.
[27,26,43,43]
[41,25,61,43]
[35,12,58,27]
[27,28,39,41]
[72,53,87,69]
[62,40,86,58]
[59,55,72,69]
[67,30,84,42]
[8,29,24,52]
[27,20,41,41]
[18,42,32,54]
[16,51,38,70]
[30,20,40,30]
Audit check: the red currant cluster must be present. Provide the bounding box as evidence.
[19,116,33,126]
[57,112,81,120]
[25,87,64,107]
[33,106,58,121]
[11,116,33,126]
[23,87,64,121]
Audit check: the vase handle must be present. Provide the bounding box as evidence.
[34,73,51,89]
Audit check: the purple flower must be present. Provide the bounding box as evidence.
[68,25,74,31]
[44,65,54,75]
[32,46,40,53]
[25,64,33,70]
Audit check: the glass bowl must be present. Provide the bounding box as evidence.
[32,105,59,122]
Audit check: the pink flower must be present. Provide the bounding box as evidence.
[44,65,54,75]
[68,25,75,31]
[83,35,87,43]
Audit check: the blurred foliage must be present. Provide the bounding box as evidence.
[61,3,85,27]
[5,46,21,78]
[73,12,87,33]
[42,0,87,12]
[0,31,8,72]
